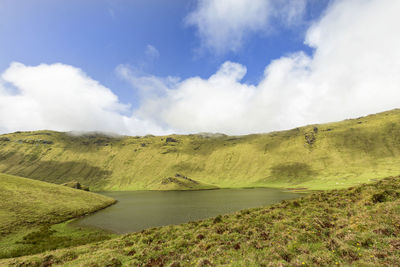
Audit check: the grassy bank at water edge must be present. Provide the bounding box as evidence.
[2,176,400,266]
[0,173,116,259]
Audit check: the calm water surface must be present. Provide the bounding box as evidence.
[73,188,301,234]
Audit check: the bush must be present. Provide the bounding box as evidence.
[213,215,222,224]
[372,193,384,203]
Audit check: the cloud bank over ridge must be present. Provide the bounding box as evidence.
[1,0,400,135]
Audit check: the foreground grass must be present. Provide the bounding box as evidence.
[2,176,400,266]
[0,221,115,259]
[1,109,400,191]
[0,173,116,259]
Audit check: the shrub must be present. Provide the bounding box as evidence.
[372,192,387,203]
[213,215,222,224]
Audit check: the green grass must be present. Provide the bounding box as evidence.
[2,176,400,266]
[1,109,400,191]
[1,109,400,265]
[0,173,116,259]
[0,221,115,259]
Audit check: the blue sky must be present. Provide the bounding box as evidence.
[0,0,329,107]
[1,0,399,135]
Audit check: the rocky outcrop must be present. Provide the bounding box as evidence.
[62,181,89,191]
[16,139,53,145]
[166,137,178,143]
[161,174,200,187]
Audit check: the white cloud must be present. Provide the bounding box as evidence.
[276,0,307,26]
[185,0,307,54]
[0,63,165,135]
[116,64,178,98]
[2,0,400,136]
[123,0,400,134]
[144,44,160,60]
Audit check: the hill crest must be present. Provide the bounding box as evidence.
[1,109,400,190]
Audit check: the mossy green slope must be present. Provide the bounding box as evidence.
[0,173,115,236]
[1,109,400,190]
[0,173,116,258]
[2,176,400,266]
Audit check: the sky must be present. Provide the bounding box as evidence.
[0,0,399,135]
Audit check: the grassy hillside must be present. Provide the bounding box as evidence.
[1,109,400,190]
[0,173,116,258]
[2,176,399,266]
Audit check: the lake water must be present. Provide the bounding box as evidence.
[73,188,302,234]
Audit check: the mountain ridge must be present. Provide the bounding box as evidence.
[1,108,400,190]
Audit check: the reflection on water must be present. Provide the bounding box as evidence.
[73,188,301,234]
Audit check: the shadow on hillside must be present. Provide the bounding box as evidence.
[261,162,318,185]
[57,133,124,152]
[330,122,400,158]
[0,152,111,188]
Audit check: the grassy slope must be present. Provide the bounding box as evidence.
[2,176,399,266]
[0,173,116,258]
[0,109,400,191]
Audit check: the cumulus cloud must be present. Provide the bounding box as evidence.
[1,0,400,136]
[0,63,165,135]
[123,0,400,134]
[185,0,307,54]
